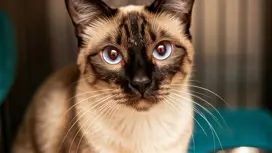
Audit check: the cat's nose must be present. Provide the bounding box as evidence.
[131,76,151,94]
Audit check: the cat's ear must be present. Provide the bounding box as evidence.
[147,0,194,16]
[65,0,116,28]
[146,0,194,39]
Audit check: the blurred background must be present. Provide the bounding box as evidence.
[0,0,271,152]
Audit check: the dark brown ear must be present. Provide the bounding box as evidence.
[65,0,116,33]
[146,0,195,40]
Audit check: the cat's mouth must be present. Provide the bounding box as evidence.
[115,79,167,111]
[120,89,167,111]
[128,98,158,111]
[124,97,159,111]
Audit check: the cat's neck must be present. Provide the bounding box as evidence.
[75,84,194,153]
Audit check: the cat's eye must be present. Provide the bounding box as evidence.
[102,46,123,64]
[152,41,172,60]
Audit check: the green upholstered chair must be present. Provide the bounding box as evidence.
[0,10,16,105]
[189,108,272,153]
[0,10,17,153]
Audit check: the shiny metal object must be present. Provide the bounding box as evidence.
[214,147,271,153]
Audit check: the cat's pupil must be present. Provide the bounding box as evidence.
[108,49,118,60]
[156,44,166,56]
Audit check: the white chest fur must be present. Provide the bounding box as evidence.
[76,95,194,153]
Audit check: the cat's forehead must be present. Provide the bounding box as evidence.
[81,5,185,54]
[118,5,145,14]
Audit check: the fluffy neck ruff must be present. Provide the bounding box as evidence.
[75,82,194,153]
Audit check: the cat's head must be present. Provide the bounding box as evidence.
[66,0,195,111]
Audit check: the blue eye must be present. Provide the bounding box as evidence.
[102,46,123,64]
[152,42,172,60]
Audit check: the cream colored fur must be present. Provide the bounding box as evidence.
[76,78,194,153]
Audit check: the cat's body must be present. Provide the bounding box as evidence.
[12,65,193,153]
[12,0,195,153]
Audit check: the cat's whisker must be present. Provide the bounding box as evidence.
[97,101,117,122]
[193,108,216,152]
[75,102,116,153]
[189,90,213,99]
[163,97,180,114]
[169,92,222,128]
[67,89,113,101]
[110,102,127,132]
[67,90,119,126]
[191,133,196,153]
[76,101,114,153]
[75,100,118,152]
[103,100,122,127]
[68,96,115,153]
[167,87,212,99]
[165,96,207,136]
[194,108,222,152]
[168,94,223,151]
[58,95,112,153]
[170,89,227,129]
[171,98,217,153]
[59,96,111,152]
[170,84,232,108]
[162,97,200,153]
[62,90,114,119]
[169,95,224,150]
[151,99,173,140]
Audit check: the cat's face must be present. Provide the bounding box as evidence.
[66,0,195,111]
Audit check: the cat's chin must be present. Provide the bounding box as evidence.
[125,98,160,112]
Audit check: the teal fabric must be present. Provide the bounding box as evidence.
[189,108,272,153]
[0,11,16,105]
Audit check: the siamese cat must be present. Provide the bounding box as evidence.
[12,0,195,152]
